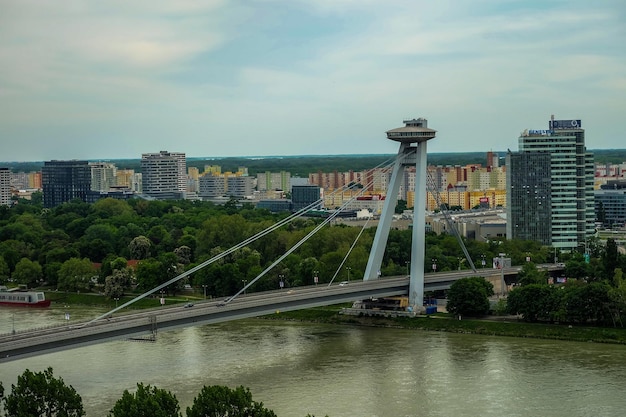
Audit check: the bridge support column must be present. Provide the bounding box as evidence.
[364,118,436,312]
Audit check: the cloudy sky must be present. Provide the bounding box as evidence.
[1,0,625,162]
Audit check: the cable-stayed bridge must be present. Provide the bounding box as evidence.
[1,118,562,363]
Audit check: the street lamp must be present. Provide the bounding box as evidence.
[431,258,437,273]
[114,297,119,309]
[346,267,352,281]
[313,270,319,285]
[242,279,248,295]
[202,284,208,300]
[405,261,410,276]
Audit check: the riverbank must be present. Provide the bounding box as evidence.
[266,306,626,345]
[44,291,195,309]
[42,291,626,345]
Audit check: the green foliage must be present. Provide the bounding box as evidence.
[13,257,43,288]
[186,385,277,417]
[506,284,560,322]
[57,257,96,292]
[3,367,85,417]
[507,281,622,325]
[517,262,548,286]
[0,256,9,284]
[129,235,152,260]
[108,383,181,417]
[603,238,620,281]
[446,276,494,317]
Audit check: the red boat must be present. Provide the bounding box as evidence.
[0,290,51,307]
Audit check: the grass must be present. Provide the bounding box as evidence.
[45,291,192,309]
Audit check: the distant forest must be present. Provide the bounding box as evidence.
[3,149,626,177]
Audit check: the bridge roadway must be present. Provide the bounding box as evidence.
[0,265,562,363]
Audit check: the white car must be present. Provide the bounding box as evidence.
[339,281,349,286]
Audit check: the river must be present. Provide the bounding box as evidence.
[1,305,626,416]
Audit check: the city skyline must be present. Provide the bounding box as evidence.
[1,1,625,162]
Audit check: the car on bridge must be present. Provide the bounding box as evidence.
[339,281,349,286]
[183,302,194,308]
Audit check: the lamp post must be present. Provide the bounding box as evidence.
[242,279,248,295]
[346,267,351,282]
[458,257,463,271]
[202,284,207,300]
[431,258,437,273]
[405,261,410,276]
[313,270,319,286]
[114,297,119,309]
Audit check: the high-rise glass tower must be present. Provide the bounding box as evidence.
[42,160,92,208]
[506,117,594,251]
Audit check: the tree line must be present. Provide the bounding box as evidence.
[0,196,554,300]
[0,367,325,416]
[2,195,625,324]
[445,240,626,326]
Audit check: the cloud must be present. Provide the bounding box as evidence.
[0,0,625,161]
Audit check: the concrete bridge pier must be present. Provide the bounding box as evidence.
[364,118,436,311]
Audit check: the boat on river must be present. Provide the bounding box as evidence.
[0,290,51,307]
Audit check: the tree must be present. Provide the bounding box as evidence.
[186,385,277,417]
[603,238,620,281]
[129,236,152,260]
[506,284,560,322]
[12,257,43,288]
[3,367,85,417]
[0,256,9,284]
[446,276,494,317]
[108,383,181,417]
[57,258,96,292]
[104,268,132,298]
[517,262,548,286]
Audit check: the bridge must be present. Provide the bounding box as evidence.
[0,118,566,363]
[0,265,568,363]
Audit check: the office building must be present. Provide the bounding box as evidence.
[507,117,595,250]
[141,151,186,200]
[595,180,626,227]
[291,185,321,212]
[42,160,91,208]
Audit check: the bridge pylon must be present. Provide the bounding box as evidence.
[364,118,436,311]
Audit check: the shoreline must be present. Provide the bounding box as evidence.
[41,292,626,345]
[264,306,626,345]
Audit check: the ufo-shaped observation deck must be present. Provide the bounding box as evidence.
[386,118,436,143]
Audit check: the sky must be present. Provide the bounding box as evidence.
[1,0,625,162]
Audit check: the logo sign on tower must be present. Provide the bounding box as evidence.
[549,119,582,129]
